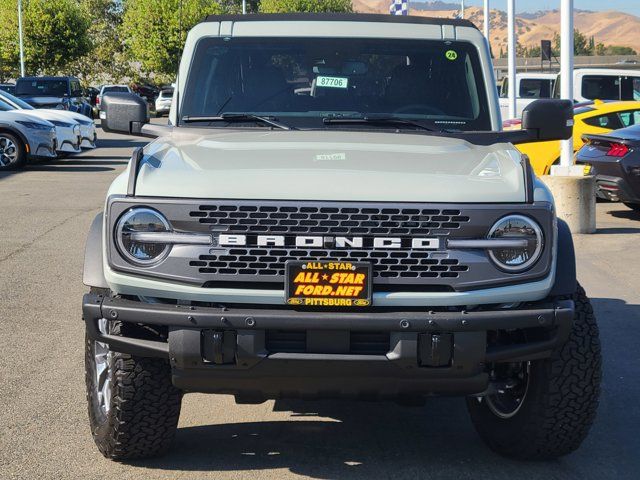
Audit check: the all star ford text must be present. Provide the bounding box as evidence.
[82,14,601,461]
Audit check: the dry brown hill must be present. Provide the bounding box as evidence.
[352,1,640,54]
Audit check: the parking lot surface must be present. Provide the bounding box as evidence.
[1,124,639,480]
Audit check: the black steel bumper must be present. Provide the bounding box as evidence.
[83,294,574,399]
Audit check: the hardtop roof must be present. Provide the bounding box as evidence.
[203,13,476,30]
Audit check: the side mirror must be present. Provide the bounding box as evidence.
[101,92,149,135]
[522,99,574,141]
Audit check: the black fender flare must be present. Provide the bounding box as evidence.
[83,213,108,289]
[0,123,30,154]
[550,219,577,297]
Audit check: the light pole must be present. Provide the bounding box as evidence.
[483,0,489,40]
[559,0,574,168]
[460,0,465,19]
[507,0,516,119]
[17,0,25,77]
[243,0,247,15]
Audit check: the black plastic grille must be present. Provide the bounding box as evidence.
[191,248,469,279]
[190,205,470,235]
[188,204,471,281]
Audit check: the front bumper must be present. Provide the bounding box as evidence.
[83,293,574,399]
[79,125,96,149]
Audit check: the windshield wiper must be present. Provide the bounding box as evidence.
[322,115,437,132]
[182,113,294,130]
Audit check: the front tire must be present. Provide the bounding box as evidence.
[466,285,601,460]
[85,320,182,460]
[0,132,26,170]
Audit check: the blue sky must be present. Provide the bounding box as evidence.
[420,1,640,16]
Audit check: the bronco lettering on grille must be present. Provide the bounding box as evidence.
[217,235,440,250]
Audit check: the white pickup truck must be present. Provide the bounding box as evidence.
[499,73,556,120]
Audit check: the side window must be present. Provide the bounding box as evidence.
[634,79,640,101]
[581,76,620,100]
[583,113,624,130]
[500,77,508,98]
[617,110,640,128]
[518,79,552,99]
[70,80,82,97]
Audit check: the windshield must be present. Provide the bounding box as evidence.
[181,37,491,131]
[0,99,17,111]
[0,90,34,110]
[15,79,68,97]
[103,86,129,93]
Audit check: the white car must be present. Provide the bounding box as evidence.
[0,90,96,149]
[154,87,173,116]
[0,107,57,170]
[0,96,79,154]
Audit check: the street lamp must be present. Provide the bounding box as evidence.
[559,0,574,169]
[507,0,516,119]
[18,0,25,77]
[484,0,489,40]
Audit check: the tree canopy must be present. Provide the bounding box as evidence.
[121,0,222,82]
[259,0,352,13]
[0,0,91,81]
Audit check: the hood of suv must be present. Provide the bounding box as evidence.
[136,130,527,203]
[17,96,65,108]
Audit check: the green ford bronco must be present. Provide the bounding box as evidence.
[83,14,601,460]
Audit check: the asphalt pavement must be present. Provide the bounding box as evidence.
[1,122,639,479]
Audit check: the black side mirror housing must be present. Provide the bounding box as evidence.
[101,92,149,135]
[522,99,574,142]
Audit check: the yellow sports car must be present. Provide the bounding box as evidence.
[515,100,640,175]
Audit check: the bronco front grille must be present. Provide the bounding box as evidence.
[107,198,555,291]
[187,204,471,281]
[190,248,469,279]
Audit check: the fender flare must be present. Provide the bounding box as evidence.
[83,213,108,289]
[550,219,577,297]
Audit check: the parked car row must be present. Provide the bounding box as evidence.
[500,68,640,120]
[0,87,96,170]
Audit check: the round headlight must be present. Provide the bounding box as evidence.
[487,215,543,272]
[116,208,171,265]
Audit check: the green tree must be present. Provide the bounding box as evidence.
[259,0,353,13]
[218,0,260,13]
[71,0,129,85]
[605,45,637,55]
[0,2,19,81]
[553,29,595,57]
[121,0,222,82]
[0,0,91,79]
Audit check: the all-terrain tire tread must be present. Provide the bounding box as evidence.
[85,322,182,460]
[467,285,602,460]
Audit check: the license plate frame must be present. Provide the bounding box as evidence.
[285,260,372,308]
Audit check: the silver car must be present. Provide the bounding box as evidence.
[0,108,56,170]
[0,90,96,150]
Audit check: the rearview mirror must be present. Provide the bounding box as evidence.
[101,92,149,135]
[521,99,573,142]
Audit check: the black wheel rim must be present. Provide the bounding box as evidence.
[485,361,531,419]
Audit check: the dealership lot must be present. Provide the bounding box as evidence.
[0,124,639,479]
